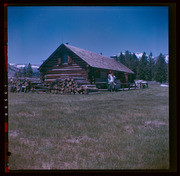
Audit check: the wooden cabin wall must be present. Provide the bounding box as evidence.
[40,46,90,84]
[116,72,126,83]
[93,70,130,88]
[93,68,108,89]
[93,69,126,83]
[93,68,108,83]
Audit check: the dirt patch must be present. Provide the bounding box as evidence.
[17,112,36,118]
[66,135,97,144]
[145,120,167,127]
[42,161,54,169]
[9,130,19,138]
[124,125,134,134]
[137,120,167,130]
[19,137,36,146]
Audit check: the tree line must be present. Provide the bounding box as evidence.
[115,51,168,83]
[14,63,33,78]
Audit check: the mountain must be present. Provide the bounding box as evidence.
[9,63,40,72]
[134,52,150,60]
[8,63,40,78]
[153,54,169,63]
[163,54,169,63]
[8,64,19,77]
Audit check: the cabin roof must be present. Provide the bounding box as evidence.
[39,43,134,74]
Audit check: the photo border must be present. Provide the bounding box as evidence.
[0,1,177,176]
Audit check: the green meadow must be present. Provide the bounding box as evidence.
[8,85,169,170]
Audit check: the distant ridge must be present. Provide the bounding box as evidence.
[8,63,40,78]
[8,63,19,77]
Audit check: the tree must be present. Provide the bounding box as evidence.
[146,52,155,81]
[26,63,33,77]
[130,53,139,81]
[18,69,22,77]
[14,72,18,78]
[124,50,131,68]
[118,52,126,65]
[137,52,148,80]
[23,67,27,77]
[154,53,167,83]
[117,51,139,82]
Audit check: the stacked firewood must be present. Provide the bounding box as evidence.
[9,78,31,93]
[8,78,93,94]
[50,78,87,94]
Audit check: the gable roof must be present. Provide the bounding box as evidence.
[40,43,134,74]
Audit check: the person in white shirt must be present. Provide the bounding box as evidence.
[108,71,116,91]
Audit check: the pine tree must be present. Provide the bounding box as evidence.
[146,52,155,81]
[154,53,167,83]
[137,52,148,80]
[118,52,126,65]
[130,53,139,81]
[26,63,33,77]
[14,72,18,78]
[18,69,22,77]
[124,50,131,68]
[23,67,27,77]
[117,51,139,82]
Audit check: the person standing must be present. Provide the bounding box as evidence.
[108,71,116,91]
[107,71,112,91]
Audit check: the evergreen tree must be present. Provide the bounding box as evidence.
[18,69,22,77]
[26,63,33,77]
[130,53,139,81]
[137,52,148,80]
[124,50,131,68]
[23,67,27,77]
[117,51,139,82]
[154,53,167,83]
[146,52,155,81]
[118,52,126,65]
[14,72,18,78]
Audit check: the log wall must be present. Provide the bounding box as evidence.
[40,46,90,85]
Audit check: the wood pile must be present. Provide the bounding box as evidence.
[49,78,87,94]
[30,83,50,93]
[9,78,31,93]
[8,77,100,94]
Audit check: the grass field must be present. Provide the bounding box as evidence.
[8,85,169,170]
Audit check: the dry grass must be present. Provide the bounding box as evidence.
[8,85,169,170]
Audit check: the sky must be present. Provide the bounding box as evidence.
[8,6,169,65]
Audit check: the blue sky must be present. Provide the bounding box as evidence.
[8,6,169,65]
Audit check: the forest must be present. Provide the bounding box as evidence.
[114,51,168,83]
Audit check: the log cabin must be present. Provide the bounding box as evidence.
[39,43,134,88]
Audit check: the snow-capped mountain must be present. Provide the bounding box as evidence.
[135,52,143,59]
[164,54,169,63]
[135,52,150,60]
[153,54,169,63]
[9,63,40,72]
[8,64,19,77]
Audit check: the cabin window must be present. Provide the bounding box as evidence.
[62,54,68,63]
[57,58,61,65]
[68,55,72,65]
